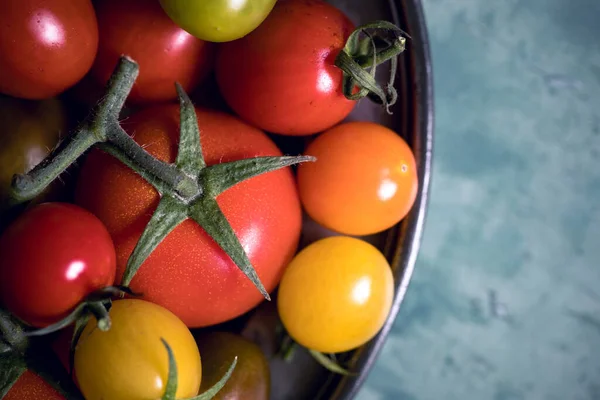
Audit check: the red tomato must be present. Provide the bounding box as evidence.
[75,106,302,327]
[216,0,356,136]
[298,122,418,235]
[0,0,98,99]
[0,203,116,327]
[91,0,213,104]
[4,371,64,400]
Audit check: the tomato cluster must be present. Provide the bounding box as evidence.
[0,0,417,399]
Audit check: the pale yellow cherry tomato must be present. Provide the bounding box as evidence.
[277,236,394,353]
[74,299,202,400]
[159,0,277,42]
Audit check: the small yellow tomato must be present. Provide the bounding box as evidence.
[74,299,202,400]
[277,236,394,353]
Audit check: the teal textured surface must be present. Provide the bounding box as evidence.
[358,0,600,399]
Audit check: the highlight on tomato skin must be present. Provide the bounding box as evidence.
[74,105,303,328]
[297,121,419,236]
[277,236,394,354]
[159,0,277,43]
[74,299,202,400]
[0,0,417,395]
[215,0,356,136]
[0,0,99,100]
[90,0,214,104]
[0,203,116,328]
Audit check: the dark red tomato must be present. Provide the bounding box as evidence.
[75,106,302,328]
[4,371,64,400]
[91,0,213,104]
[0,0,98,99]
[216,0,356,136]
[0,203,116,327]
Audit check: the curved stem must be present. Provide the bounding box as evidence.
[335,20,407,109]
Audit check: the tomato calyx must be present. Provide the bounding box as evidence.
[0,308,84,399]
[335,21,408,113]
[0,308,29,397]
[116,83,314,299]
[160,339,237,400]
[0,308,28,355]
[8,56,315,300]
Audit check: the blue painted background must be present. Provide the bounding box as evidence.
[358,0,600,399]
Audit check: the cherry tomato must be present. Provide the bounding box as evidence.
[75,106,302,328]
[298,121,418,236]
[216,0,356,136]
[196,332,270,400]
[91,0,213,104]
[277,236,394,353]
[4,370,64,400]
[0,96,68,206]
[159,0,277,43]
[0,203,116,327]
[0,0,98,99]
[74,299,201,400]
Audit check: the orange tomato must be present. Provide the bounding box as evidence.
[298,121,418,236]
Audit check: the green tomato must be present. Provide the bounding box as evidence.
[159,0,277,42]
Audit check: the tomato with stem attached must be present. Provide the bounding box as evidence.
[74,299,201,400]
[159,0,277,43]
[0,0,98,99]
[298,121,418,236]
[75,106,302,328]
[215,0,356,136]
[277,236,394,353]
[0,203,116,327]
[91,0,214,104]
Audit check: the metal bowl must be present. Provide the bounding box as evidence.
[233,0,434,398]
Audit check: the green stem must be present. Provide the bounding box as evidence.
[93,55,139,123]
[9,128,100,202]
[104,122,199,199]
[88,302,111,332]
[9,57,140,203]
[8,56,198,204]
[0,309,27,354]
[335,20,407,109]
[355,37,406,69]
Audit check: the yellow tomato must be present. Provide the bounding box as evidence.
[277,236,394,353]
[74,299,202,400]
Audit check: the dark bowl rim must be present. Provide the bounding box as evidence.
[324,0,434,398]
